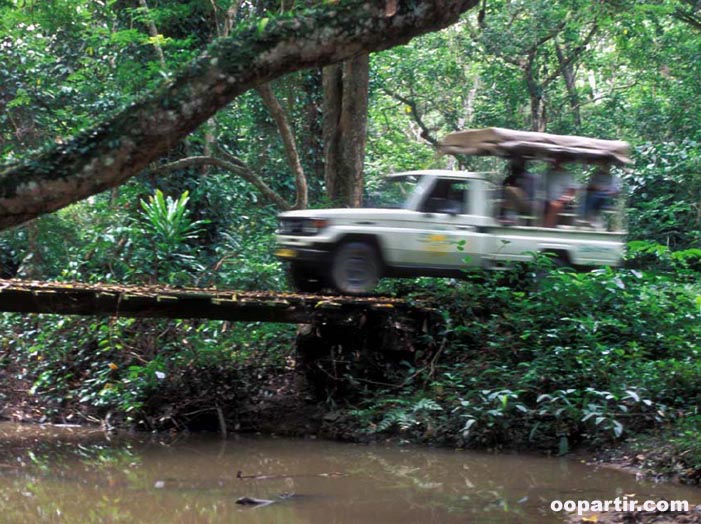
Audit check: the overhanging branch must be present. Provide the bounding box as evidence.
[152,155,292,210]
[256,83,308,209]
[0,0,479,231]
[379,86,439,146]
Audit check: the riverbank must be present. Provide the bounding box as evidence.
[2,359,698,483]
[4,362,701,524]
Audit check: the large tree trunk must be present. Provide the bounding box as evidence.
[0,0,478,231]
[323,54,369,207]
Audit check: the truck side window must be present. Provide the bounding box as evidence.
[422,179,469,214]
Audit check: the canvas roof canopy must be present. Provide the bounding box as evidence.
[438,127,631,165]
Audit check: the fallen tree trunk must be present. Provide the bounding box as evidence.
[0,278,424,324]
[0,0,477,231]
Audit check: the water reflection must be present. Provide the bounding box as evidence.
[0,423,697,524]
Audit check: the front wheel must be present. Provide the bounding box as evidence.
[330,241,381,295]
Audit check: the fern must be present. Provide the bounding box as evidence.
[373,397,443,433]
[412,398,442,413]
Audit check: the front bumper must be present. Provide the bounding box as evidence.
[274,245,332,265]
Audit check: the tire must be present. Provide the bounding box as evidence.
[330,241,381,295]
[287,263,325,293]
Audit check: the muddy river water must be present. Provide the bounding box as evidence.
[0,422,698,523]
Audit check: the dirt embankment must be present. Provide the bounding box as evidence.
[0,364,355,440]
[563,447,701,524]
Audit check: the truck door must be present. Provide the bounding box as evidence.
[412,178,484,269]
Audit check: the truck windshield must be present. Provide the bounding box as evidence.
[364,175,421,209]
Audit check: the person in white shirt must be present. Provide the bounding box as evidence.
[544,161,576,228]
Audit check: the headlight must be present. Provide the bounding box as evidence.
[278,217,330,235]
[302,218,330,235]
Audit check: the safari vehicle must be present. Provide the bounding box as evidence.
[276,127,630,294]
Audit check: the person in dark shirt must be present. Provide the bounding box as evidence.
[501,159,537,224]
[582,165,620,223]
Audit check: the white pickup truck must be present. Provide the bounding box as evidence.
[275,169,625,294]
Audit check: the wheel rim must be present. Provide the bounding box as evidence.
[332,244,379,294]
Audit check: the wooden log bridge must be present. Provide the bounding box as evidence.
[0,279,429,325]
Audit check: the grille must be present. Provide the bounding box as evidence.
[279,218,307,235]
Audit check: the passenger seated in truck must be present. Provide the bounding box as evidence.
[581,165,620,226]
[500,159,537,224]
[544,161,577,228]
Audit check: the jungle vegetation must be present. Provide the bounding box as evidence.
[1,0,700,478]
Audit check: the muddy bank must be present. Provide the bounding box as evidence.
[0,363,351,440]
[1,363,698,473]
[559,445,701,524]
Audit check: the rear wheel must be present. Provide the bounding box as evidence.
[330,241,381,295]
[287,263,325,293]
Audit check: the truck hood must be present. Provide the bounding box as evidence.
[278,208,412,221]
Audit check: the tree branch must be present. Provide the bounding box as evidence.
[542,22,597,88]
[379,86,439,146]
[570,81,638,112]
[256,83,308,209]
[151,155,292,210]
[674,11,701,30]
[138,0,167,69]
[0,0,479,230]
[554,39,581,128]
[528,20,567,54]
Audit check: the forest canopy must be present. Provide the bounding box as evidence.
[1,0,700,275]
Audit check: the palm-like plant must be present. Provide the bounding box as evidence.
[138,190,207,284]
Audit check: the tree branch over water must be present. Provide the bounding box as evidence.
[0,0,478,231]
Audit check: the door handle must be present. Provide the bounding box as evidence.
[456,226,475,231]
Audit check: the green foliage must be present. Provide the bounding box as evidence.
[455,388,529,445]
[1,311,295,427]
[135,189,207,284]
[625,141,701,249]
[372,397,443,433]
[352,261,701,452]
